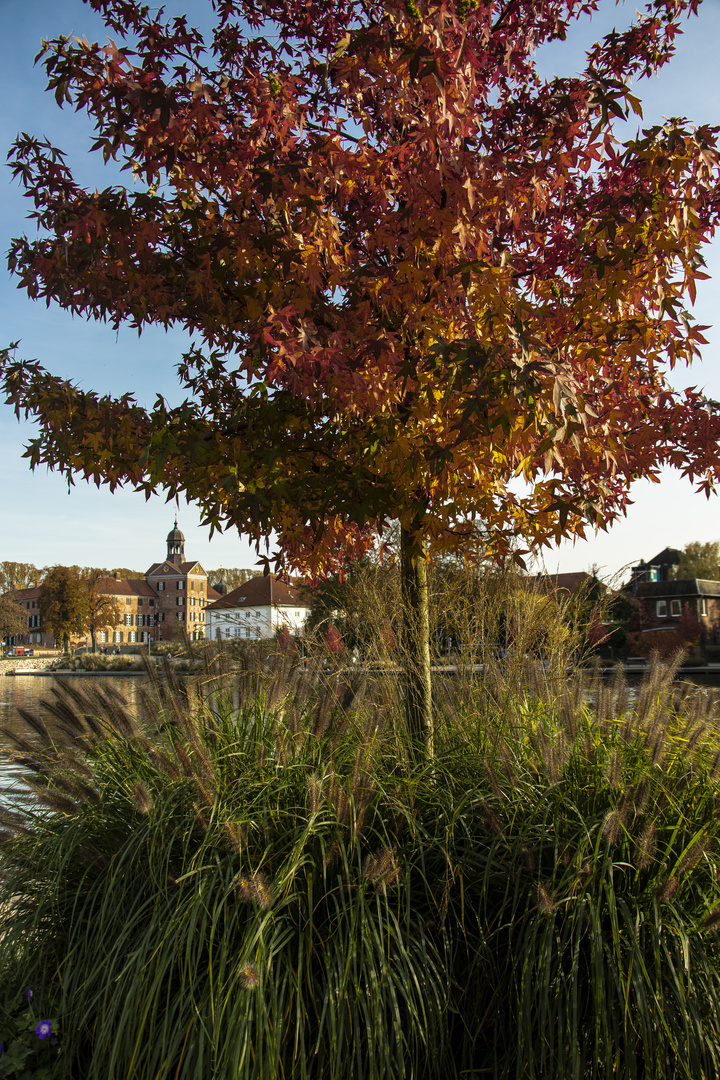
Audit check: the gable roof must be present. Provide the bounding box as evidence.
[96,576,157,597]
[633,579,720,598]
[5,585,41,601]
[530,572,594,595]
[205,575,308,612]
[146,560,205,576]
[647,547,682,567]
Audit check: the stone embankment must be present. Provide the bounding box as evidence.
[0,657,56,676]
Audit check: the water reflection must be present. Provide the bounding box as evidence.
[0,674,149,809]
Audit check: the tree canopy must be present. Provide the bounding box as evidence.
[0,562,42,593]
[40,566,90,651]
[85,570,125,650]
[2,0,720,579]
[671,540,720,580]
[0,592,28,643]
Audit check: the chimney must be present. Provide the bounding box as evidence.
[114,571,120,580]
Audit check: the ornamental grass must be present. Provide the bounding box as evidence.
[1,653,720,1078]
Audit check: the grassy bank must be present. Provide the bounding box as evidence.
[1,653,720,1078]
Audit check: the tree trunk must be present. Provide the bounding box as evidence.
[400,525,433,756]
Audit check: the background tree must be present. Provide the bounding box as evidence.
[40,566,89,654]
[3,0,720,751]
[0,561,42,592]
[670,540,720,580]
[0,592,28,645]
[84,571,124,652]
[206,568,256,590]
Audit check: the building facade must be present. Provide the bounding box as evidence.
[629,579,720,644]
[624,548,720,650]
[3,522,220,649]
[205,575,310,642]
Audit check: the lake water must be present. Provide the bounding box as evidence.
[0,674,149,809]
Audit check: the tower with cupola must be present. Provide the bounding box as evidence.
[166,518,185,565]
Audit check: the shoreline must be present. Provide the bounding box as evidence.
[2,669,150,677]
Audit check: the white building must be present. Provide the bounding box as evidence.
[205,575,310,642]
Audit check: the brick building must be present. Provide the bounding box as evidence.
[626,547,720,650]
[3,522,221,650]
[629,579,720,645]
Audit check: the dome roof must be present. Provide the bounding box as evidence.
[167,519,185,543]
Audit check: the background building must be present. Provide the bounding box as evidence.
[205,575,310,642]
[3,522,221,649]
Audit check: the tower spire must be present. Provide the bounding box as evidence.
[166,518,185,565]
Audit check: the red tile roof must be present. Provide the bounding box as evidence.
[206,575,308,611]
[96,576,157,597]
[6,586,41,601]
[531,572,593,595]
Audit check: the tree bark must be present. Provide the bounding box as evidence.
[400,524,433,756]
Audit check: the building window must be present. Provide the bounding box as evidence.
[140,631,150,643]
[176,613,184,621]
[656,600,667,618]
[113,631,123,643]
[149,599,155,606]
[699,598,709,617]
[129,631,137,643]
[157,612,165,623]
[137,599,143,607]
[245,628,252,638]
[31,601,35,608]
[190,581,195,591]
[99,631,108,643]
[176,597,184,606]
[126,598,132,605]
[137,614,145,626]
[124,614,133,626]
[157,582,165,591]
[190,597,196,606]
[177,581,185,590]
[670,599,682,617]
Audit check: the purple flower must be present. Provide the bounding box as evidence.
[25,987,33,1002]
[35,1021,52,1040]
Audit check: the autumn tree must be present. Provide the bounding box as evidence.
[670,540,720,580]
[40,566,89,653]
[4,0,720,751]
[0,592,28,645]
[85,571,124,651]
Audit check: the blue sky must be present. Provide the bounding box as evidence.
[1,0,720,580]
